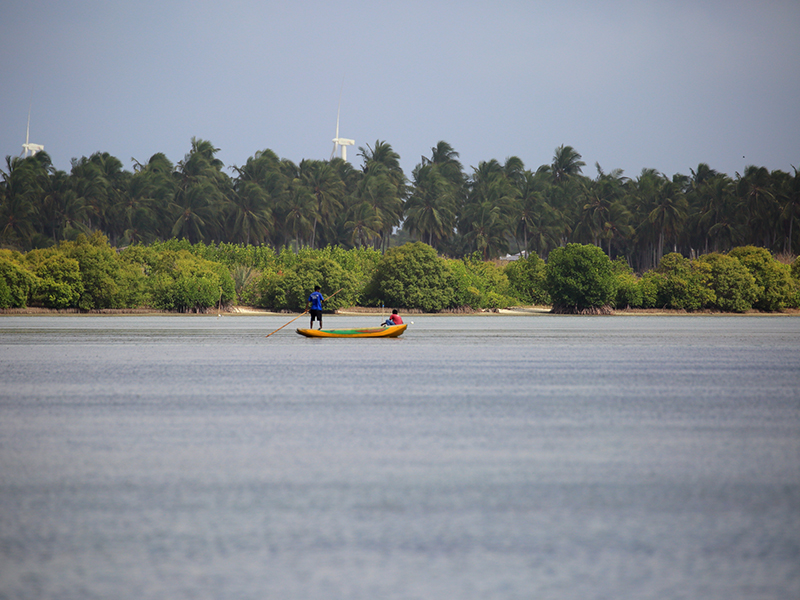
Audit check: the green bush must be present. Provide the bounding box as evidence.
[365,242,455,312]
[649,253,715,311]
[544,244,616,312]
[697,253,758,312]
[0,252,37,308]
[729,246,793,311]
[638,272,660,308]
[25,250,84,309]
[115,260,150,307]
[447,256,518,309]
[148,250,235,312]
[59,233,123,310]
[313,245,382,294]
[253,256,357,311]
[504,254,550,305]
[614,272,643,308]
[609,257,641,308]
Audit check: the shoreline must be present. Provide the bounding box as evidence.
[1,306,798,317]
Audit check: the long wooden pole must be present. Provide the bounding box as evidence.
[264,287,344,338]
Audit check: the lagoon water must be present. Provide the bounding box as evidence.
[0,314,798,599]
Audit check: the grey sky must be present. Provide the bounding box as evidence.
[2,0,798,181]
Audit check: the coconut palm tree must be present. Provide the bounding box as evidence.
[171,138,230,243]
[424,141,466,191]
[356,141,406,251]
[227,179,273,246]
[648,176,688,262]
[696,172,738,253]
[552,145,585,184]
[344,200,382,249]
[736,165,777,249]
[461,201,508,260]
[576,163,627,249]
[132,153,178,240]
[299,159,344,249]
[777,167,800,254]
[281,185,316,250]
[0,154,53,249]
[460,159,519,257]
[404,163,457,249]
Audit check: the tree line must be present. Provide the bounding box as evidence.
[2,138,799,272]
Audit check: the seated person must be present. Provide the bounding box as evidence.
[383,309,403,326]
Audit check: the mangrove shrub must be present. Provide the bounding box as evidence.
[0,251,37,308]
[728,246,794,311]
[148,250,235,312]
[697,253,758,312]
[365,242,455,312]
[505,254,550,305]
[253,256,357,311]
[25,250,84,309]
[544,243,616,313]
[448,255,518,309]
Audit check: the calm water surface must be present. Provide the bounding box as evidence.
[1,315,799,599]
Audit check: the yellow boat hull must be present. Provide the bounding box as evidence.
[296,324,407,338]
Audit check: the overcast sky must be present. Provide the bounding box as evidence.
[2,0,798,182]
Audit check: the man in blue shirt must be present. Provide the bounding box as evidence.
[306,285,325,329]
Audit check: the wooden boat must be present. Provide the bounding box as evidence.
[296,324,407,338]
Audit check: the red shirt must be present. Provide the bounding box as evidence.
[389,313,403,325]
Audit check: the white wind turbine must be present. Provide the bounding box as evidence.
[21,102,44,157]
[330,92,354,162]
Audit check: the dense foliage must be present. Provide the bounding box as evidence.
[3,140,799,274]
[544,244,617,312]
[364,242,456,312]
[0,235,797,314]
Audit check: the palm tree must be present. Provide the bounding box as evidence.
[358,140,406,193]
[227,179,272,246]
[404,163,457,248]
[627,169,664,270]
[69,152,126,239]
[461,201,508,259]
[356,141,405,252]
[344,200,381,248]
[281,185,316,250]
[0,154,52,249]
[171,182,220,243]
[602,200,634,258]
[777,167,800,254]
[299,159,344,249]
[514,169,558,257]
[460,159,519,257]
[736,165,777,249]
[552,145,585,184]
[424,141,466,191]
[114,172,159,245]
[576,163,627,250]
[648,176,688,262]
[696,172,738,253]
[171,138,230,243]
[132,153,177,241]
[233,149,288,244]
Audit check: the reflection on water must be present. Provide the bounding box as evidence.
[1,315,799,599]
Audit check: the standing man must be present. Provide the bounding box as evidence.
[306,285,325,330]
